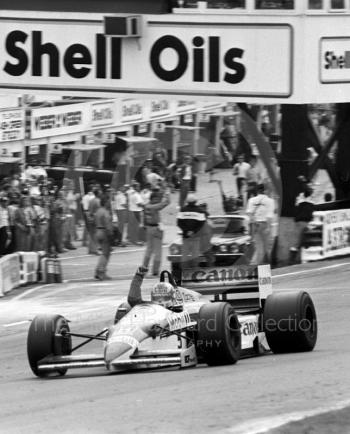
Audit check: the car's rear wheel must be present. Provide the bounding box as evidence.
[263,291,317,353]
[196,302,241,366]
[27,314,72,377]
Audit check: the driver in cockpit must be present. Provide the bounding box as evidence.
[128,266,183,311]
[127,266,198,311]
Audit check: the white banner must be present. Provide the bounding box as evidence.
[322,209,350,258]
[320,38,350,83]
[90,100,116,128]
[0,109,25,142]
[120,99,144,123]
[150,100,171,118]
[0,17,292,99]
[31,102,90,139]
[0,253,21,297]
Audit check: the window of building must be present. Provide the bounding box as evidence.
[255,0,294,9]
[308,0,323,9]
[180,0,245,7]
[330,0,345,9]
[207,0,245,8]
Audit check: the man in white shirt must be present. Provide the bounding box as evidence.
[81,187,95,247]
[233,154,251,200]
[127,182,144,245]
[113,186,128,246]
[246,184,275,265]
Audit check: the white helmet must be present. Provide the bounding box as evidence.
[151,282,176,309]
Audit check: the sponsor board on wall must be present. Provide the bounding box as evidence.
[121,99,144,123]
[150,100,171,118]
[90,100,116,127]
[30,102,90,139]
[0,16,293,99]
[320,37,350,83]
[0,109,25,142]
[322,209,350,257]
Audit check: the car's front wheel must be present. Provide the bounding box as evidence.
[27,314,72,377]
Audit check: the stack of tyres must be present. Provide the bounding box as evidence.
[41,257,63,284]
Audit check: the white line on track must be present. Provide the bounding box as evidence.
[228,399,350,434]
[11,283,56,301]
[68,275,133,282]
[273,262,350,279]
[3,320,30,328]
[59,244,170,261]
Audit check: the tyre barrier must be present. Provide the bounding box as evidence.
[0,252,62,297]
[41,257,63,284]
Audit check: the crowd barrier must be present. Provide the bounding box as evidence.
[301,209,350,262]
[0,252,62,297]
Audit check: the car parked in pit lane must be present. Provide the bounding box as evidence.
[168,214,253,283]
[26,266,317,378]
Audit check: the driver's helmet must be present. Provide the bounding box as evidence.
[151,282,181,309]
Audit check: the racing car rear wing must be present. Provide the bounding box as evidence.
[181,265,272,310]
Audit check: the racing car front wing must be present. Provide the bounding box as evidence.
[36,346,197,373]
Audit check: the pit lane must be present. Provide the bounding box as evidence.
[1,254,350,434]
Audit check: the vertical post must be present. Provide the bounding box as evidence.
[172,117,180,162]
[193,112,199,155]
[277,104,310,266]
[335,103,350,199]
[215,113,223,154]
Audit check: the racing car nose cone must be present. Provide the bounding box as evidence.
[105,341,132,364]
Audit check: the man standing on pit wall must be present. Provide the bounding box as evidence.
[94,194,113,281]
[177,194,207,269]
[178,155,195,208]
[113,185,128,247]
[87,188,101,255]
[291,178,315,263]
[246,184,274,265]
[142,186,170,276]
[232,154,251,203]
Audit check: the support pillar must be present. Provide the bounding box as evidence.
[277,105,309,266]
[335,103,350,200]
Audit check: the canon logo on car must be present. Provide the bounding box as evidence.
[186,266,257,283]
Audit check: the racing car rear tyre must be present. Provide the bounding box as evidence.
[27,314,72,377]
[197,302,241,366]
[263,291,317,353]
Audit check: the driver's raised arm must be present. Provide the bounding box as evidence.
[128,266,148,307]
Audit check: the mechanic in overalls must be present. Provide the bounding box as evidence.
[94,195,113,280]
[142,187,170,276]
[177,194,207,269]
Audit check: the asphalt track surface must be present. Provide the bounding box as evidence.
[1,249,350,434]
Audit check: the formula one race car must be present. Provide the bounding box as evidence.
[27,265,317,377]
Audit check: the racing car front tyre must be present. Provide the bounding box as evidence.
[197,302,241,366]
[263,291,317,353]
[27,314,72,377]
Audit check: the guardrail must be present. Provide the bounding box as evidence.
[0,252,62,297]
